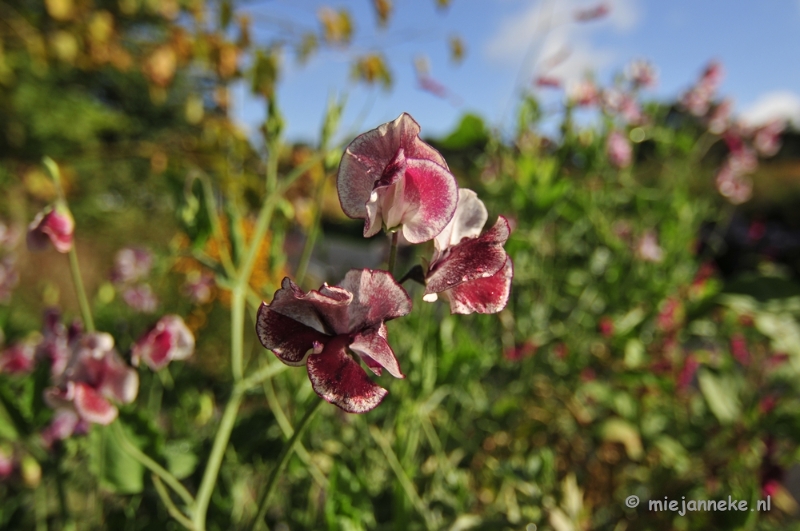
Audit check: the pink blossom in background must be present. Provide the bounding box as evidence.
[123,284,159,313]
[626,59,657,89]
[40,409,84,449]
[574,2,609,22]
[504,341,536,361]
[27,204,74,253]
[423,189,512,315]
[636,230,664,263]
[534,76,561,89]
[606,131,632,169]
[598,316,614,337]
[132,315,194,371]
[707,99,733,135]
[256,269,411,413]
[183,271,215,304]
[568,79,599,107]
[337,113,458,243]
[0,340,36,375]
[715,162,753,205]
[680,61,724,117]
[730,333,750,366]
[753,119,784,157]
[45,332,139,426]
[35,309,72,377]
[111,247,153,284]
[677,354,699,391]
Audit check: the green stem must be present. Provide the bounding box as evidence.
[65,223,95,333]
[249,398,323,531]
[191,390,243,531]
[152,475,196,530]
[111,421,194,508]
[231,285,246,381]
[387,231,399,276]
[295,175,327,286]
[35,482,47,531]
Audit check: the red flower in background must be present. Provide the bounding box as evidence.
[132,315,195,371]
[337,113,458,243]
[606,130,632,169]
[27,204,74,253]
[256,269,411,413]
[423,189,512,315]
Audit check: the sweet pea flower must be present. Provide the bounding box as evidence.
[40,409,87,449]
[132,315,194,371]
[256,269,411,413]
[45,332,138,425]
[122,284,159,313]
[753,119,784,157]
[423,189,512,315]
[626,59,657,89]
[636,230,664,263]
[27,204,75,253]
[111,247,153,284]
[568,79,599,107]
[337,113,458,243]
[0,340,36,375]
[606,131,632,169]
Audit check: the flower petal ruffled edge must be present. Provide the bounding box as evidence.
[446,256,513,315]
[73,382,118,425]
[349,324,404,379]
[425,216,510,295]
[337,113,448,223]
[256,303,329,366]
[306,335,388,413]
[397,158,459,244]
[434,189,488,255]
[337,269,412,330]
[268,277,353,336]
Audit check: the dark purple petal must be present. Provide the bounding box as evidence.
[444,256,513,315]
[268,277,352,335]
[337,113,448,220]
[337,269,412,331]
[73,382,118,425]
[349,324,404,378]
[256,303,330,366]
[425,216,511,295]
[306,335,388,413]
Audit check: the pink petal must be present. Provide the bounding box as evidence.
[27,206,74,253]
[73,382,118,425]
[97,349,139,404]
[337,113,448,220]
[426,216,510,295]
[41,409,80,447]
[306,335,388,414]
[337,269,412,331]
[268,277,352,335]
[444,256,513,315]
[434,189,489,256]
[395,158,459,244]
[256,303,330,366]
[349,324,404,379]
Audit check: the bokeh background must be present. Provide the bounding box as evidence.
[2,1,800,530]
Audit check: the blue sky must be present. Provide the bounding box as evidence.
[232,0,800,144]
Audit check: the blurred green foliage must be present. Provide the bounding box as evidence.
[0,1,799,531]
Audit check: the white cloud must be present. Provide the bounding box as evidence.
[484,0,641,85]
[739,91,800,127]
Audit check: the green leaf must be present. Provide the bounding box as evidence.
[600,418,642,460]
[697,369,741,424]
[163,441,198,480]
[90,423,144,494]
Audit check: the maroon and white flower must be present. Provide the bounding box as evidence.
[132,315,194,371]
[568,79,599,107]
[707,99,733,135]
[574,2,609,22]
[27,204,75,254]
[337,113,458,243]
[111,247,153,284]
[606,131,632,169]
[256,269,411,413]
[45,333,138,425]
[41,409,86,449]
[423,189,512,315]
[680,61,724,117]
